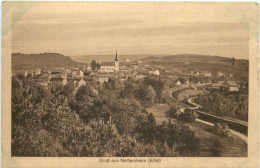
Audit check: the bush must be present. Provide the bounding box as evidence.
[178,109,198,123]
[212,123,231,138]
[168,106,182,118]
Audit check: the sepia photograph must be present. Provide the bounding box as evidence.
[1,1,259,168]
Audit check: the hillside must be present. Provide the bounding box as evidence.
[12,53,82,71]
[140,54,249,80]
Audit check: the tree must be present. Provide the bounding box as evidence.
[48,81,64,97]
[62,82,74,98]
[134,113,157,144]
[179,109,198,123]
[143,76,165,103]
[90,60,98,71]
[211,140,223,156]
[176,125,200,156]
[167,106,181,118]
[231,57,235,66]
[136,85,156,108]
[120,78,138,99]
[70,85,101,123]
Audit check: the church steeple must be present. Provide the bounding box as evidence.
[115,51,118,61]
[114,51,119,72]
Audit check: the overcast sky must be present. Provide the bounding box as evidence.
[10,2,252,59]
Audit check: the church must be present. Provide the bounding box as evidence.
[100,52,120,73]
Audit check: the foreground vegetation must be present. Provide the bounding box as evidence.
[12,74,201,156]
[196,93,248,121]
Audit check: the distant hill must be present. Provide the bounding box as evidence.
[140,54,249,80]
[12,53,83,71]
[70,54,155,63]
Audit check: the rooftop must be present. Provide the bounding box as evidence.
[101,62,115,66]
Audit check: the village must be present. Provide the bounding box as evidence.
[19,52,247,94]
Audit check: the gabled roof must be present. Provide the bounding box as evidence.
[100,62,115,66]
[226,81,238,87]
[212,83,222,87]
[50,74,65,79]
[218,81,225,85]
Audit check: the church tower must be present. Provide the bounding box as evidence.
[115,51,119,72]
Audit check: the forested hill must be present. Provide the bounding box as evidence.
[12,53,81,70]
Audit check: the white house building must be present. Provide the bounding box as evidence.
[72,70,84,77]
[148,69,160,76]
[176,81,182,86]
[217,71,224,77]
[201,71,212,77]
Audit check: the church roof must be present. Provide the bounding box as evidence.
[100,62,115,66]
[115,51,118,61]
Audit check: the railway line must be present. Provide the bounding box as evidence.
[162,87,248,142]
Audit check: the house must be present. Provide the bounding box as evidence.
[51,71,61,75]
[72,69,84,77]
[120,66,129,72]
[217,71,224,77]
[125,58,130,63]
[65,68,72,73]
[209,81,225,90]
[97,73,109,84]
[137,60,142,64]
[24,70,35,77]
[87,66,92,71]
[221,81,239,92]
[190,71,201,76]
[100,52,119,73]
[175,81,181,86]
[228,73,235,77]
[148,69,160,76]
[35,68,41,75]
[211,81,223,90]
[24,70,29,77]
[167,74,179,80]
[49,74,67,85]
[201,71,212,77]
[134,74,146,80]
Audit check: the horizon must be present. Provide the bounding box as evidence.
[11,2,250,59]
[12,52,249,60]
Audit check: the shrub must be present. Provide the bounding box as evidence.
[178,109,198,123]
[212,123,231,138]
[168,106,182,118]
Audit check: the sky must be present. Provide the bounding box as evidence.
[9,2,254,59]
